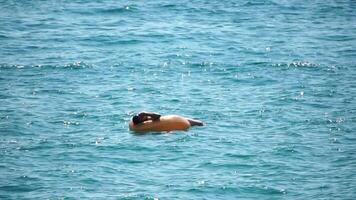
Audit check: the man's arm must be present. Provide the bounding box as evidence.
[138,112,161,120]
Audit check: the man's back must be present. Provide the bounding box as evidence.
[129,115,190,132]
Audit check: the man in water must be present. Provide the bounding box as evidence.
[129,111,203,132]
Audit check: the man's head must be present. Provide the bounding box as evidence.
[132,115,143,125]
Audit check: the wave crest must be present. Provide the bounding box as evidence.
[0,61,93,69]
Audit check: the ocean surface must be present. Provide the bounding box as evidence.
[1,0,356,199]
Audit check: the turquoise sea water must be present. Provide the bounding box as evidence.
[1,0,356,199]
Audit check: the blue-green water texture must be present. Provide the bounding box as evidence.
[1,0,356,199]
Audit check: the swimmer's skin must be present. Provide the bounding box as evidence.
[129,112,203,132]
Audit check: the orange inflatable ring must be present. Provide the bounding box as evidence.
[129,115,191,132]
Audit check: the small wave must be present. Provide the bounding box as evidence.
[80,35,143,45]
[224,152,256,159]
[0,64,25,69]
[97,6,136,14]
[70,6,135,15]
[241,185,286,195]
[0,61,94,70]
[0,185,37,193]
[272,145,300,156]
[242,0,279,7]
[273,61,351,74]
[162,4,177,8]
[273,61,319,68]
[200,161,254,169]
[319,35,355,42]
[0,34,10,39]
[63,61,93,69]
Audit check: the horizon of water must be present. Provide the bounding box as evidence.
[1,0,356,199]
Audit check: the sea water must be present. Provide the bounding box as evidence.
[0,0,355,199]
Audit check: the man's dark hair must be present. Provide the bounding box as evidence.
[132,115,142,125]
